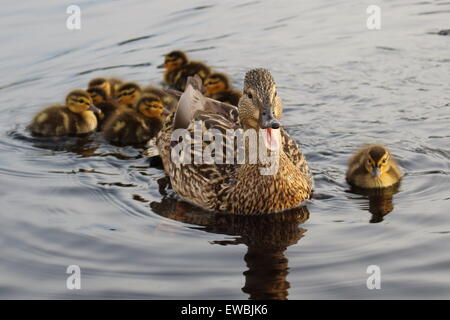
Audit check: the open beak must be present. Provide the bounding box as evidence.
[259,105,281,129]
[372,167,381,178]
[89,104,102,114]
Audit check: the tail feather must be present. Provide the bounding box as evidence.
[173,75,206,130]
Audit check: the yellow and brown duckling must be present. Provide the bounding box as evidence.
[103,94,167,146]
[86,87,122,130]
[88,77,123,99]
[29,90,101,136]
[158,50,211,91]
[203,72,242,106]
[156,69,313,214]
[115,82,142,109]
[143,85,179,113]
[346,144,402,189]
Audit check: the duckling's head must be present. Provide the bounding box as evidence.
[66,90,101,114]
[87,87,107,106]
[88,78,112,97]
[136,94,165,119]
[158,50,188,72]
[238,69,283,149]
[364,145,392,178]
[204,72,230,95]
[116,83,142,106]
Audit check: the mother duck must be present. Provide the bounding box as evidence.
[156,68,312,214]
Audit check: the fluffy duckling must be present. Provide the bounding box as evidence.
[203,72,242,106]
[115,82,142,109]
[346,144,402,189]
[29,90,101,136]
[87,87,122,130]
[158,50,211,91]
[88,77,123,98]
[143,85,179,112]
[103,94,166,146]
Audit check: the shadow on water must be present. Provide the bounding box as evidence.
[150,183,310,300]
[346,184,401,223]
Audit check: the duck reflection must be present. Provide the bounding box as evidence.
[150,191,309,300]
[347,183,400,223]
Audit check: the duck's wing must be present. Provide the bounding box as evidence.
[281,128,313,186]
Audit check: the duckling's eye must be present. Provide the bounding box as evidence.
[274,90,278,97]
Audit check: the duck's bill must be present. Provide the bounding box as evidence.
[261,127,281,151]
[89,104,102,114]
[372,167,381,178]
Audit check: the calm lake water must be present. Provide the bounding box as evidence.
[0,0,449,299]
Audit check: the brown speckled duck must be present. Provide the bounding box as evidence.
[204,72,242,106]
[158,50,211,91]
[103,94,166,146]
[346,144,402,189]
[156,69,313,214]
[29,90,101,136]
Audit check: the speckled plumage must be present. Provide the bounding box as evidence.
[156,69,313,214]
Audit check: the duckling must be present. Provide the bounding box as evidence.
[346,144,402,189]
[103,94,166,146]
[29,90,101,136]
[115,82,142,109]
[204,72,242,106]
[86,87,122,130]
[156,69,313,214]
[88,77,123,98]
[158,50,211,91]
[143,85,179,112]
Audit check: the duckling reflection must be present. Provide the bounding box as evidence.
[150,193,309,300]
[347,183,400,223]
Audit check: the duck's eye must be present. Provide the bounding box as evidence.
[247,92,253,99]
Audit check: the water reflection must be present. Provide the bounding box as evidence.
[347,184,400,223]
[150,192,309,300]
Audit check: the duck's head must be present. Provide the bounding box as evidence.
[158,50,188,72]
[66,90,101,114]
[88,78,112,97]
[136,94,167,119]
[87,87,107,106]
[204,72,230,95]
[116,82,142,106]
[238,69,282,149]
[364,145,392,178]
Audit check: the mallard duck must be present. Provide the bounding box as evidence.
[88,77,123,98]
[103,94,166,146]
[143,85,179,112]
[158,50,211,91]
[86,87,122,130]
[29,90,101,136]
[115,82,142,109]
[203,72,242,106]
[156,69,313,214]
[346,144,402,189]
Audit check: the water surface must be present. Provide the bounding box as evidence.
[0,0,449,299]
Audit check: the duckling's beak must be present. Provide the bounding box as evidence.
[162,108,171,116]
[372,167,381,178]
[157,63,165,69]
[88,104,102,114]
